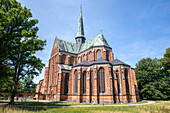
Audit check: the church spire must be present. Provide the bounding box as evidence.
[76,5,84,38]
[75,5,86,52]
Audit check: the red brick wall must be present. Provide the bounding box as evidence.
[36,40,139,103]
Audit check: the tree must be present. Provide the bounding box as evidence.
[0,0,46,104]
[19,75,37,93]
[160,48,170,99]
[160,48,170,77]
[0,75,13,92]
[135,48,170,100]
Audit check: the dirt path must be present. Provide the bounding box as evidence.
[2,101,156,108]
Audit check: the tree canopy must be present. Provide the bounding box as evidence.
[135,48,170,100]
[0,0,46,104]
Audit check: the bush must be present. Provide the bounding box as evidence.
[0,96,4,100]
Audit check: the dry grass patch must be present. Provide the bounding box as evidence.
[0,101,169,113]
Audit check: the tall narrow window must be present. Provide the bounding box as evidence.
[91,70,93,94]
[89,52,92,61]
[106,51,109,61]
[125,69,129,94]
[87,54,88,61]
[96,50,101,60]
[116,70,120,94]
[83,54,86,61]
[70,57,74,66]
[83,71,86,94]
[98,67,105,93]
[61,54,66,64]
[74,70,78,94]
[64,73,69,94]
[78,56,81,63]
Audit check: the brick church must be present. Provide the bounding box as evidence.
[36,8,140,104]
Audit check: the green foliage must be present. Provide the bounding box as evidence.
[0,75,13,92]
[18,75,37,93]
[160,48,170,78]
[135,48,170,100]
[0,96,4,100]
[0,0,46,104]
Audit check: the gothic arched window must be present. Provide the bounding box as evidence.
[61,54,66,64]
[96,50,101,60]
[106,51,109,61]
[98,67,105,93]
[74,70,78,94]
[83,71,86,94]
[125,69,129,94]
[79,56,81,63]
[83,54,85,61]
[70,57,74,66]
[89,52,92,61]
[116,70,120,94]
[64,73,69,94]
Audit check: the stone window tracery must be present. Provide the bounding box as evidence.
[89,52,92,61]
[96,50,101,60]
[125,69,129,94]
[70,57,74,66]
[74,70,78,94]
[64,73,69,94]
[83,71,86,94]
[106,50,109,61]
[116,70,120,94]
[98,67,105,93]
[61,54,66,64]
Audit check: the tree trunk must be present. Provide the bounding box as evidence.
[9,75,18,105]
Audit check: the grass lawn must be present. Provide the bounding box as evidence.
[0,101,169,113]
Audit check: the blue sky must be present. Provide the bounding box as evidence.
[17,0,170,83]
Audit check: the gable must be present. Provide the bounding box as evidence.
[51,38,59,56]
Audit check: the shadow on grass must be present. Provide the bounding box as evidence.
[0,101,72,112]
[14,101,72,106]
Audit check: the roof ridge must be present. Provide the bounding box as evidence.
[84,33,102,44]
[110,58,130,66]
[74,60,90,67]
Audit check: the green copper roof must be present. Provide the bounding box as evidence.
[56,33,110,54]
[79,33,110,52]
[56,38,77,53]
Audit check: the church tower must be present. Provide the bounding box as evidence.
[75,6,85,52]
